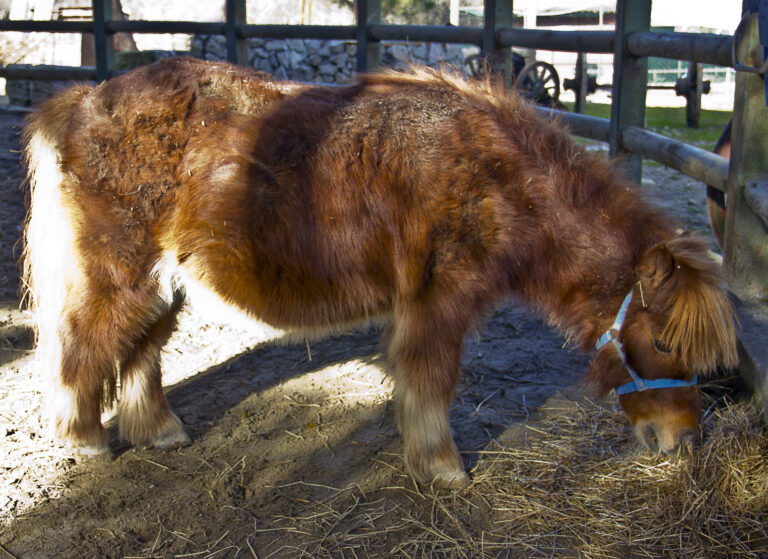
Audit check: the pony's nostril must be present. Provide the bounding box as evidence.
[676,429,696,455]
[642,424,659,453]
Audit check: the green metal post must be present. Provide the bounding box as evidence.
[92,0,114,81]
[225,0,247,66]
[609,0,651,183]
[356,0,381,73]
[574,52,588,114]
[482,0,515,87]
[481,0,496,59]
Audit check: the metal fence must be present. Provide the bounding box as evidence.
[0,0,730,183]
[0,0,763,298]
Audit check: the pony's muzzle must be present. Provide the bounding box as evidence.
[637,421,697,457]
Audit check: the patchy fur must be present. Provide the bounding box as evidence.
[22,57,738,485]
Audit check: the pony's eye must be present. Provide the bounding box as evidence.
[653,339,673,354]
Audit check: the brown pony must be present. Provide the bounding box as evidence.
[22,57,738,489]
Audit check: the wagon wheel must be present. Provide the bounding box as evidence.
[515,61,561,107]
[707,119,731,248]
[464,53,485,79]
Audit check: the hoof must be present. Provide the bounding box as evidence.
[152,428,191,450]
[430,468,471,490]
[150,414,191,450]
[69,442,111,459]
[55,426,110,458]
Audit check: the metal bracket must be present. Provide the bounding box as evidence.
[733,1,768,104]
[744,175,768,229]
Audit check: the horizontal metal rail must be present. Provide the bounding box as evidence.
[108,20,226,35]
[238,24,355,40]
[497,28,615,53]
[621,126,729,191]
[627,31,733,67]
[0,64,96,80]
[0,19,93,32]
[535,107,611,142]
[368,24,483,45]
[0,19,484,45]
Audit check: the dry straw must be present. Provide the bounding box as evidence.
[260,391,768,559]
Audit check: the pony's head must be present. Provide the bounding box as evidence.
[588,235,738,455]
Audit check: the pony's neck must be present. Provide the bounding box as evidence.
[514,164,677,352]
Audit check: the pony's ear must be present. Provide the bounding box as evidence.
[637,243,675,288]
[642,236,739,373]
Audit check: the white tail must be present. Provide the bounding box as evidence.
[22,86,92,439]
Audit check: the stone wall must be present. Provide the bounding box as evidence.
[6,37,472,105]
[190,36,470,84]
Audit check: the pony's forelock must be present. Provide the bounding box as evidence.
[660,237,738,373]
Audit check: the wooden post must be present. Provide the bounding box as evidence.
[723,4,768,429]
[92,0,114,81]
[609,0,651,183]
[225,0,247,66]
[724,13,768,302]
[356,0,381,73]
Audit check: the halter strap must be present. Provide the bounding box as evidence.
[596,290,698,396]
[596,291,634,351]
[614,374,699,396]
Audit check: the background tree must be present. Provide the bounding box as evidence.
[334,0,451,25]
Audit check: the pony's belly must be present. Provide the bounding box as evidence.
[152,254,286,338]
[154,254,390,340]
[184,270,287,338]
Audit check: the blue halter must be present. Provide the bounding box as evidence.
[596,290,698,396]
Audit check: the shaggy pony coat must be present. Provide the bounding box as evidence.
[23,57,737,488]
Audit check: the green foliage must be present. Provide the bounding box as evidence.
[329,0,450,25]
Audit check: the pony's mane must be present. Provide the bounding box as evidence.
[359,66,595,194]
[661,236,738,373]
[360,65,536,124]
[361,66,574,140]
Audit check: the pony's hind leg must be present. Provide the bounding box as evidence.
[51,284,152,455]
[49,277,186,456]
[49,317,111,456]
[389,300,470,489]
[117,291,190,449]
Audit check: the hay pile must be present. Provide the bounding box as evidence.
[259,390,768,558]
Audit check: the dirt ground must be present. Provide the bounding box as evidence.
[0,105,747,558]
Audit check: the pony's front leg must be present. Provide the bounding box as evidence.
[389,303,470,489]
